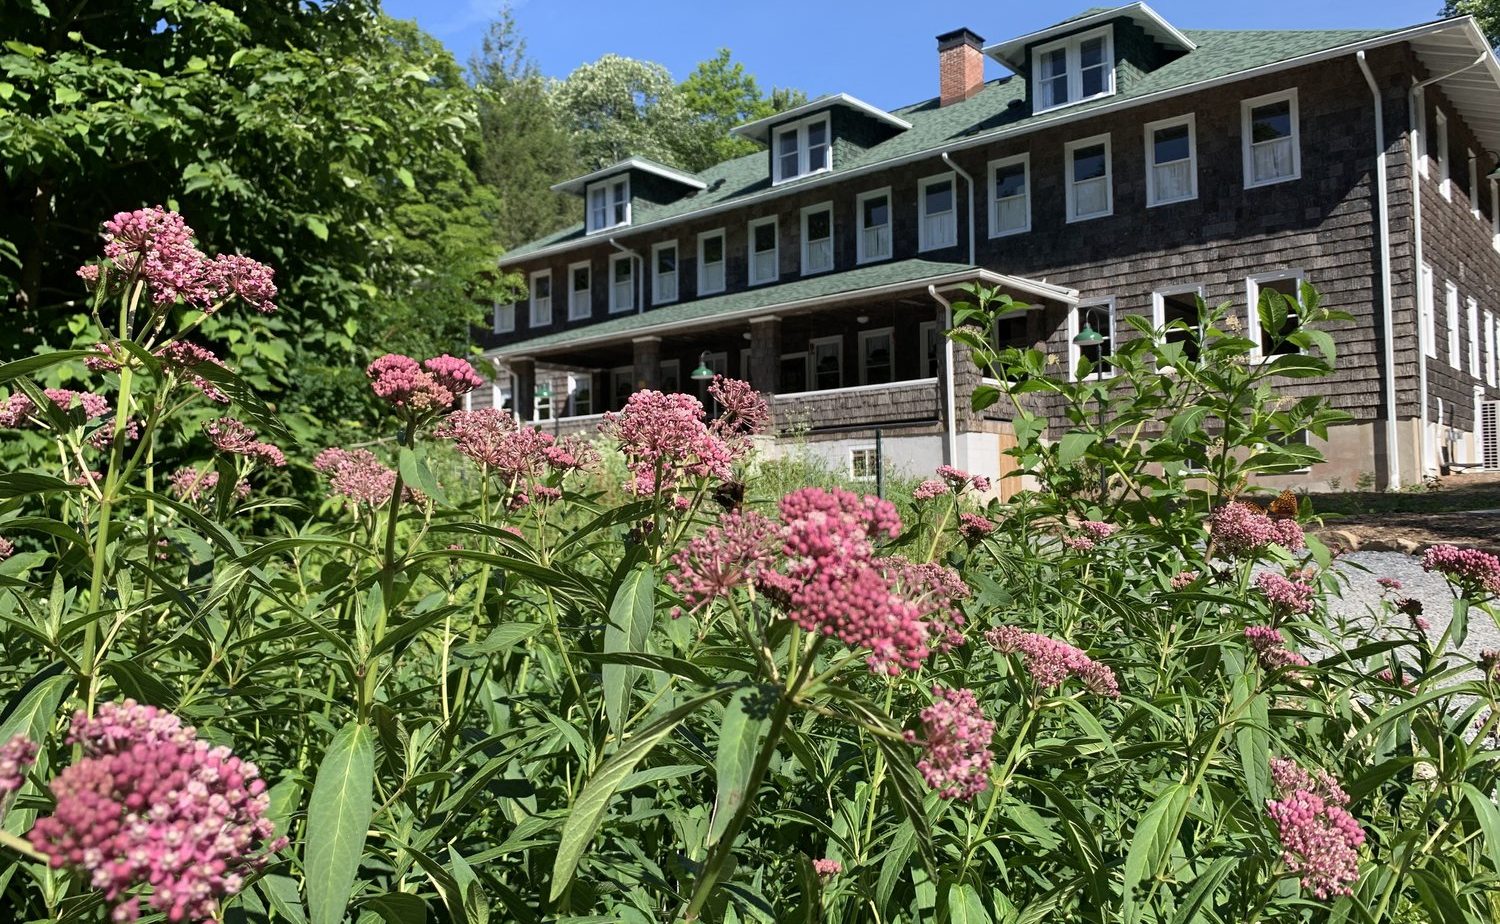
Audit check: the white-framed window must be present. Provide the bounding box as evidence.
[1247,271,1305,358]
[988,154,1030,237]
[568,262,591,321]
[1492,178,1500,252]
[492,301,515,334]
[698,229,726,295]
[529,270,552,327]
[609,253,634,314]
[856,188,892,263]
[1153,283,1206,365]
[586,176,630,233]
[918,173,958,252]
[1469,297,1481,377]
[747,217,779,286]
[858,327,895,384]
[1420,264,1436,358]
[1067,298,1116,381]
[801,202,834,275]
[772,114,831,185]
[809,336,843,390]
[1487,310,1497,387]
[1241,89,1300,188]
[1032,25,1114,113]
[1469,150,1482,219]
[919,320,941,378]
[659,359,681,393]
[652,241,678,305]
[569,374,593,416]
[1447,280,1461,368]
[1065,134,1112,222]
[1145,114,1197,206]
[850,447,878,481]
[780,351,809,393]
[1434,109,1451,200]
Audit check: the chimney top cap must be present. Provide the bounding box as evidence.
[936,28,985,52]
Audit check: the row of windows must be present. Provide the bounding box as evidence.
[1418,264,1500,387]
[1418,100,1500,247]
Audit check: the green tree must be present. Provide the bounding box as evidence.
[551,54,695,171]
[1445,0,1500,47]
[677,48,807,173]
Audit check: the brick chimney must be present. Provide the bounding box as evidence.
[937,28,986,107]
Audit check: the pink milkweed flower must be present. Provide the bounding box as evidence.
[85,208,279,314]
[422,354,484,398]
[985,626,1120,697]
[666,511,780,617]
[936,464,991,493]
[959,513,996,544]
[904,685,994,801]
[1265,758,1364,899]
[204,417,285,467]
[367,354,454,419]
[1171,570,1200,590]
[206,253,278,314]
[708,376,771,440]
[168,467,249,504]
[600,390,737,501]
[313,448,404,508]
[0,537,13,561]
[812,858,843,878]
[1422,544,1500,597]
[1244,625,1311,671]
[1376,577,1403,593]
[0,733,36,798]
[1208,501,1305,558]
[1256,572,1316,616]
[157,341,230,404]
[913,479,948,502]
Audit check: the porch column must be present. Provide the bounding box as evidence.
[632,336,661,392]
[749,316,781,393]
[936,304,982,436]
[511,357,535,423]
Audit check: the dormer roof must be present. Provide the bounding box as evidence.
[984,2,1196,71]
[729,93,912,145]
[551,157,706,195]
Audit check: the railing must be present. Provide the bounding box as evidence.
[773,378,939,431]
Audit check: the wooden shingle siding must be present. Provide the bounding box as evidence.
[774,380,941,432]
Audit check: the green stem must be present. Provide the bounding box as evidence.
[81,361,136,717]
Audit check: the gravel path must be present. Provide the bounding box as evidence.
[1329,552,1500,670]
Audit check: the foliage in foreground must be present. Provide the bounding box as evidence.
[0,211,1498,923]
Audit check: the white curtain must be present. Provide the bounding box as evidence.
[656,272,677,303]
[923,212,956,249]
[612,281,631,311]
[532,296,551,325]
[1252,138,1292,183]
[571,291,589,318]
[861,225,890,260]
[807,238,832,273]
[995,196,1027,233]
[753,251,776,282]
[1153,160,1191,202]
[1074,177,1107,216]
[702,262,724,293]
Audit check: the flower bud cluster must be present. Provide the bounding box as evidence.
[1421,544,1500,597]
[1264,758,1364,899]
[203,417,285,467]
[1208,501,1304,557]
[904,685,994,801]
[985,626,1120,696]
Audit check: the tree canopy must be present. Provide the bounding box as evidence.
[1445,0,1500,47]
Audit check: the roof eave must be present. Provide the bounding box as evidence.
[550,157,707,195]
[729,93,913,144]
[983,2,1198,71]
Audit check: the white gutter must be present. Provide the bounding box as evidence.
[501,18,1482,268]
[608,238,644,315]
[1356,51,1400,491]
[928,285,960,467]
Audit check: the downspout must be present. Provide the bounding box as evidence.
[936,151,976,470]
[608,238,644,314]
[1356,51,1401,490]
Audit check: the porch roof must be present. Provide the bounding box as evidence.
[485,259,1078,360]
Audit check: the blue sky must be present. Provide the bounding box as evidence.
[384,0,1452,109]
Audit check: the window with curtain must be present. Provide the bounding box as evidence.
[1067,138,1111,220]
[990,157,1029,236]
[654,244,678,304]
[858,190,891,262]
[610,257,634,313]
[1243,92,1299,187]
[569,265,590,320]
[749,219,778,285]
[802,205,833,274]
[1148,117,1196,205]
[919,176,957,251]
[699,232,725,294]
[529,273,552,326]
[860,329,893,384]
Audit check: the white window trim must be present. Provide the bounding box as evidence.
[987,153,1031,238]
[1435,110,1451,201]
[856,187,893,264]
[1067,297,1117,382]
[849,446,878,481]
[1487,310,1497,387]
[1417,90,1430,179]
[1144,113,1198,207]
[584,176,630,234]
[1446,280,1462,368]
[567,261,591,321]
[1492,178,1500,253]
[1152,283,1207,368]
[610,365,634,408]
[857,327,896,385]
[529,269,552,327]
[799,202,835,276]
[747,216,779,286]
[808,335,843,390]
[1065,133,1113,223]
[1031,24,1115,114]
[918,172,959,252]
[1469,296,1481,378]
[1240,88,1301,189]
[771,113,832,186]
[492,301,515,334]
[608,253,634,315]
[1420,263,1437,358]
[697,229,726,296]
[1469,150,1482,219]
[651,241,678,306]
[1246,270,1306,359]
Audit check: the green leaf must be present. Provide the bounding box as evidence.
[306,215,330,241]
[307,722,375,924]
[947,882,993,924]
[399,446,449,507]
[602,565,655,735]
[550,689,725,901]
[0,350,93,386]
[1123,783,1189,920]
[1460,783,1500,870]
[0,472,82,500]
[1056,431,1098,467]
[0,670,69,752]
[706,688,767,848]
[364,892,429,924]
[457,622,544,657]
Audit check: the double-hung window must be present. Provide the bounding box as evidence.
[801,203,834,275]
[586,177,630,233]
[1469,297,1481,378]
[1032,26,1113,112]
[858,328,894,385]
[918,174,958,251]
[1242,90,1300,188]
[856,188,892,263]
[772,115,831,184]
[989,155,1029,237]
[570,375,592,417]
[1435,110,1451,200]
[1470,151,1482,219]
[492,301,515,334]
[1447,281,1461,368]
[748,217,779,286]
[1247,272,1304,357]
[1146,114,1197,206]
[1420,264,1436,358]
[1066,134,1112,222]
[1488,310,1497,387]
[1154,284,1206,364]
[609,254,634,314]
[1069,299,1115,380]
[568,262,591,320]
[810,336,843,390]
[652,242,678,305]
[918,321,940,378]
[529,271,552,327]
[698,230,726,295]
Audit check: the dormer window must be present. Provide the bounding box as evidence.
[586,177,630,233]
[1032,26,1113,112]
[772,114,831,184]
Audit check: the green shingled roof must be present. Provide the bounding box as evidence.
[494,259,978,357]
[503,20,1414,262]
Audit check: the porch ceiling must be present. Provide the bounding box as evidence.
[1409,21,1500,155]
[486,259,1078,362]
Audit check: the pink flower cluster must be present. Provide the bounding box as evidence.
[601,390,737,499]
[0,733,37,798]
[1171,570,1200,590]
[1244,625,1310,671]
[958,513,995,543]
[1376,577,1403,593]
[83,208,277,313]
[203,417,285,467]
[1421,544,1500,597]
[985,626,1120,696]
[1256,571,1316,616]
[1265,758,1364,899]
[1065,520,1119,552]
[0,536,14,560]
[367,354,482,420]
[434,409,595,506]
[937,464,991,493]
[904,686,994,800]
[913,479,948,502]
[1480,649,1499,683]
[708,376,771,443]
[882,557,970,655]
[28,701,283,923]
[158,341,230,404]
[168,468,249,504]
[312,448,401,508]
[812,858,843,878]
[0,388,111,429]
[1208,501,1305,557]
[666,511,780,616]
